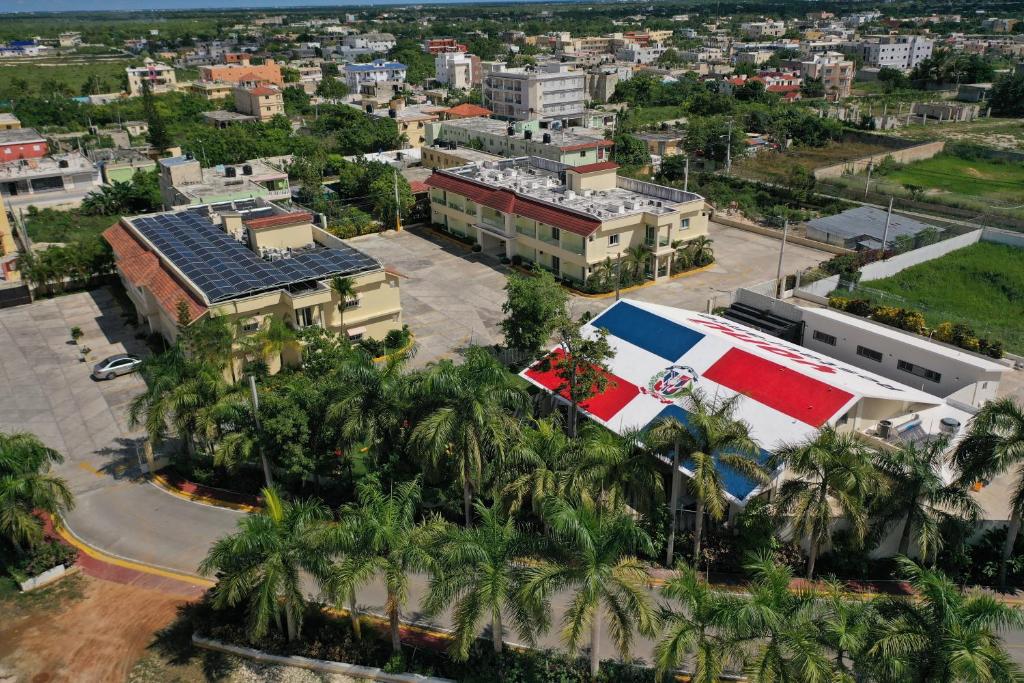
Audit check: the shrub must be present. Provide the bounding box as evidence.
[844,299,874,317]
[471,243,482,253]
[510,254,523,266]
[5,540,78,581]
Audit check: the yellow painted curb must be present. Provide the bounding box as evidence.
[56,522,215,589]
[151,473,261,513]
[669,262,715,280]
[372,332,416,363]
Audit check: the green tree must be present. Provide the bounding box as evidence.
[499,416,581,516]
[522,497,657,678]
[199,487,335,641]
[0,432,74,550]
[867,557,1024,682]
[622,244,648,281]
[874,435,979,559]
[499,268,568,355]
[991,73,1024,117]
[955,397,1024,589]
[688,235,714,267]
[611,133,652,167]
[411,346,528,526]
[769,426,877,578]
[424,501,546,657]
[577,424,663,517]
[369,171,414,229]
[316,75,350,99]
[329,275,355,332]
[331,476,445,652]
[141,78,171,152]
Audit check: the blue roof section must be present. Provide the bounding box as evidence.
[647,404,773,503]
[591,301,705,362]
[131,210,380,303]
[344,61,406,72]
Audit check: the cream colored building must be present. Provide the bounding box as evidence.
[191,80,235,101]
[801,52,854,99]
[0,114,21,131]
[233,84,285,122]
[104,200,402,374]
[426,156,708,284]
[126,60,178,97]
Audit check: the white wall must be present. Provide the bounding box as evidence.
[858,230,982,282]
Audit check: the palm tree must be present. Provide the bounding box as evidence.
[817,578,875,681]
[655,563,742,682]
[688,235,714,267]
[646,414,691,566]
[671,239,693,273]
[576,424,663,517]
[867,556,1024,682]
[331,476,446,653]
[498,416,581,517]
[0,432,74,550]
[411,346,528,527]
[769,426,877,579]
[623,244,648,282]
[329,275,356,332]
[248,316,298,372]
[874,436,979,560]
[190,314,238,383]
[727,552,834,682]
[521,497,657,678]
[423,501,546,658]
[199,487,335,642]
[955,397,1024,589]
[655,390,767,567]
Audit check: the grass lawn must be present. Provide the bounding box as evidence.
[845,242,1024,353]
[883,153,1024,203]
[25,210,117,244]
[882,116,1024,151]
[734,140,894,183]
[626,104,688,126]
[0,58,135,98]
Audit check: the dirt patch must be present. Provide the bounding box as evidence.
[0,574,186,683]
[963,167,983,178]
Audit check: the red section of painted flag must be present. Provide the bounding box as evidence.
[525,349,640,422]
[703,348,854,427]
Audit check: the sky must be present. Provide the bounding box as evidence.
[0,0,515,12]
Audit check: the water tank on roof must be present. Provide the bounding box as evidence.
[389,109,397,118]
[542,133,551,144]
[225,166,237,178]
[242,164,253,175]
[507,126,514,136]
[58,159,69,169]
[940,417,961,435]
[524,130,532,140]
[877,420,893,439]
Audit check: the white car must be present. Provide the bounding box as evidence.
[91,354,142,380]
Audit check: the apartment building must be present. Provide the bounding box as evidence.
[426,117,613,167]
[200,59,284,86]
[104,200,402,372]
[126,61,178,96]
[344,60,407,89]
[368,100,442,149]
[421,143,504,170]
[435,51,478,89]
[741,20,787,39]
[801,52,854,98]
[424,38,468,54]
[426,156,708,283]
[341,32,397,54]
[482,64,587,126]
[233,84,285,122]
[616,45,668,64]
[158,155,290,209]
[845,35,934,70]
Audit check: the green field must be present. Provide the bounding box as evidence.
[24,210,117,244]
[0,59,136,99]
[885,153,1024,202]
[844,242,1024,353]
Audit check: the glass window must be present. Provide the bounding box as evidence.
[812,330,837,346]
[897,360,941,383]
[608,234,620,246]
[295,307,315,328]
[856,345,883,362]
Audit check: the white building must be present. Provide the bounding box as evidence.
[343,60,407,90]
[126,60,178,97]
[340,32,396,55]
[435,51,475,90]
[844,35,934,71]
[616,45,668,65]
[482,63,587,126]
[741,20,787,39]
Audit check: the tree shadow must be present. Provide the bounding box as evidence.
[146,600,234,681]
[92,435,148,482]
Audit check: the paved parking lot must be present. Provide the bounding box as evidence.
[351,222,831,365]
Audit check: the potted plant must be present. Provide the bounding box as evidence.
[79,346,91,362]
[70,327,83,345]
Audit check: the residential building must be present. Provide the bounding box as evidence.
[90,148,156,184]
[741,20,787,39]
[421,143,504,170]
[845,35,934,71]
[233,84,285,122]
[58,32,82,47]
[368,100,443,149]
[801,52,854,98]
[104,199,402,371]
[126,60,177,97]
[584,65,632,104]
[190,80,236,101]
[157,155,291,209]
[0,152,100,210]
[439,103,493,120]
[200,59,284,86]
[805,206,943,250]
[344,60,407,90]
[981,18,1019,33]
[435,51,477,89]
[338,32,396,58]
[735,49,776,66]
[482,64,587,126]
[636,130,686,158]
[202,111,259,128]
[0,128,47,162]
[424,38,468,54]
[615,45,668,65]
[0,114,21,131]
[426,117,613,167]
[426,156,708,282]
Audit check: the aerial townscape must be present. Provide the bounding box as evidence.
[2,0,1024,681]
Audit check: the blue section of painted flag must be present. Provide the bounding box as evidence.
[645,404,773,503]
[591,302,704,362]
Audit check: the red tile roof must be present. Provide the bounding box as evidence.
[569,161,619,174]
[103,223,207,323]
[444,103,492,118]
[244,211,312,230]
[559,139,613,153]
[408,180,430,194]
[426,172,602,237]
[247,86,278,96]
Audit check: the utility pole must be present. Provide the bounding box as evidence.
[864,160,873,199]
[392,167,403,231]
[725,120,733,175]
[615,251,622,301]
[775,219,789,298]
[683,156,689,193]
[248,375,274,489]
[880,196,894,256]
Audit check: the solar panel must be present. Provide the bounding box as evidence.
[131,210,382,303]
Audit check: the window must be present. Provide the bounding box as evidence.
[241,319,259,333]
[343,296,359,310]
[813,330,837,346]
[294,307,315,328]
[608,234,620,246]
[550,227,560,242]
[856,345,883,362]
[897,360,941,383]
[681,218,690,229]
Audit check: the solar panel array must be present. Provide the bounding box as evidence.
[131,211,380,303]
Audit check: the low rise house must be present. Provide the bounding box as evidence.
[426,117,613,167]
[202,111,259,128]
[426,156,708,282]
[105,199,403,371]
[0,128,47,162]
[344,60,407,90]
[368,100,443,149]
[190,80,236,101]
[233,84,285,122]
[158,155,290,209]
[0,152,100,210]
[126,61,178,96]
[805,206,943,250]
[200,59,283,86]
[421,143,504,169]
[0,114,21,131]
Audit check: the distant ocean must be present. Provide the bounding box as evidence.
[1,0,561,13]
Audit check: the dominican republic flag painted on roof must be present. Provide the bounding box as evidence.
[521,299,941,504]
